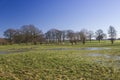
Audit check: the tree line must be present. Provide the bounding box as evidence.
[3,24,116,45]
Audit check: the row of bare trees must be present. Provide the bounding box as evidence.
[4,25,44,45]
[3,25,116,45]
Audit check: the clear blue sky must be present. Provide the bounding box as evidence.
[1,0,120,38]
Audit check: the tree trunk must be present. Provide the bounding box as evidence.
[99,39,100,43]
[111,39,114,44]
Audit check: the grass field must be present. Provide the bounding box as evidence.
[0,40,120,80]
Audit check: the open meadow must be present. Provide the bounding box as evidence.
[0,40,120,80]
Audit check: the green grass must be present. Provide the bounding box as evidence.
[0,40,120,80]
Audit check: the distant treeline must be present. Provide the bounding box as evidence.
[1,24,117,45]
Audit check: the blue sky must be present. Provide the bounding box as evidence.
[1,0,120,38]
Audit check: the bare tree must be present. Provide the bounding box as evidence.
[108,26,116,44]
[13,29,23,44]
[56,29,62,43]
[88,30,94,42]
[20,24,43,45]
[79,29,88,44]
[74,32,81,42]
[37,33,45,44]
[4,28,16,44]
[66,30,77,45]
[29,25,43,45]
[45,31,51,44]
[66,30,74,40]
[61,30,67,42]
[21,25,31,44]
[45,29,62,44]
[95,29,104,43]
